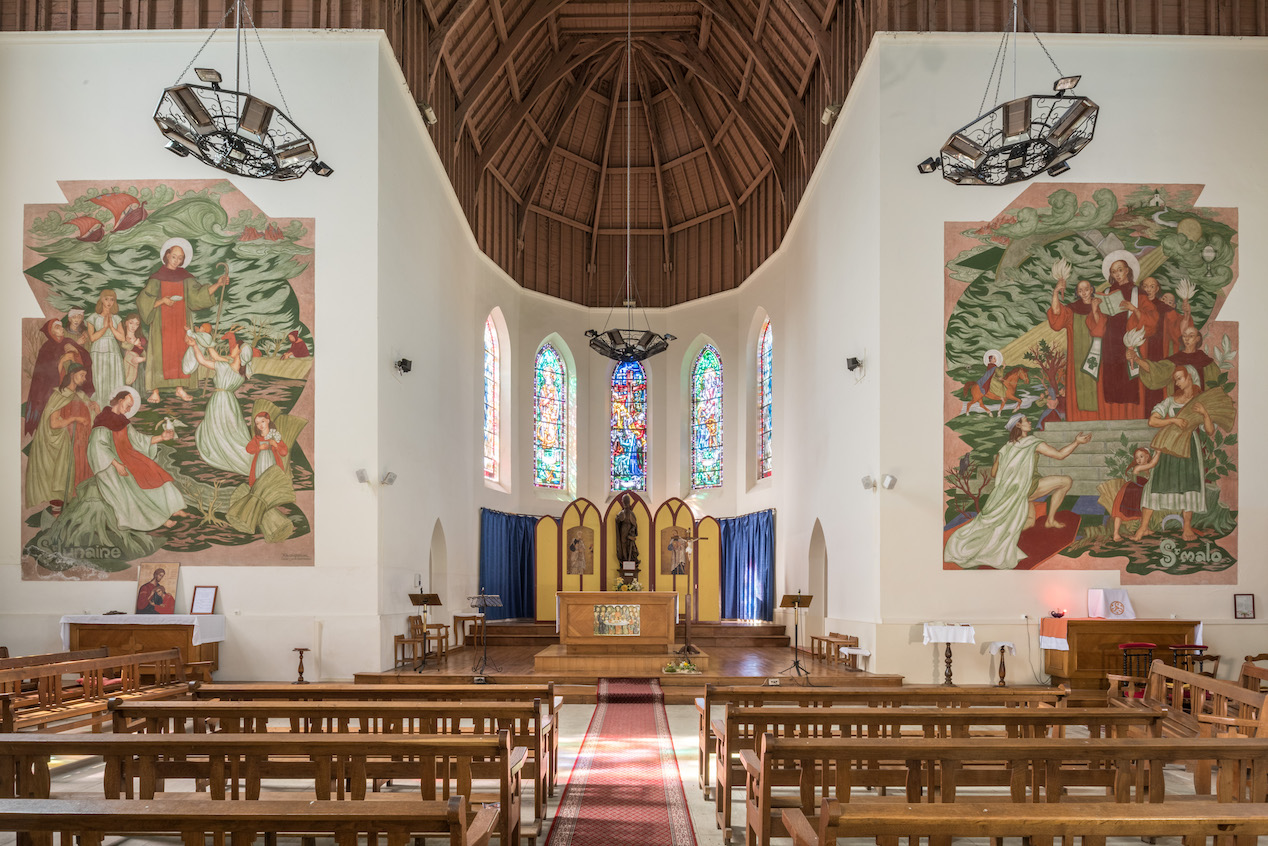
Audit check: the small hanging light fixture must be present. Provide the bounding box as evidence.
[918,0,1097,186]
[153,0,332,181]
[585,0,675,363]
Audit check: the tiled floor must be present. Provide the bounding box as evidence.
[0,705,1202,846]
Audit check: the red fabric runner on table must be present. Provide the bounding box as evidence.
[546,678,696,846]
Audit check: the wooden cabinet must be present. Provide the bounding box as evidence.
[66,618,220,675]
[1043,618,1198,690]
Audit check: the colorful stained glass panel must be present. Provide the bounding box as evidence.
[758,318,773,479]
[483,316,499,481]
[690,345,723,488]
[610,360,647,490]
[534,344,566,488]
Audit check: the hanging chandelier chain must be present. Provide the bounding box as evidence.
[1020,2,1065,78]
[240,0,295,117]
[977,0,1064,115]
[171,3,236,86]
[977,25,1011,116]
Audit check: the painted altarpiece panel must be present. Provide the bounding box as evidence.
[20,180,315,580]
[942,183,1237,583]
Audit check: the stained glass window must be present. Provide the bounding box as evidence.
[534,343,567,489]
[757,318,773,479]
[483,315,499,481]
[690,345,724,489]
[610,360,647,491]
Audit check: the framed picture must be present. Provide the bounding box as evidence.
[191,585,219,615]
[1235,594,1255,620]
[135,563,179,615]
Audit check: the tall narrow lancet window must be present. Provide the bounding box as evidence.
[757,318,774,479]
[690,345,724,489]
[533,343,567,489]
[482,315,500,481]
[610,360,648,491]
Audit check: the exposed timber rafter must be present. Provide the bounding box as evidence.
[693,0,808,137]
[476,37,621,173]
[632,56,675,257]
[425,0,479,100]
[516,47,626,244]
[641,50,741,235]
[452,0,574,145]
[783,0,835,100]
[588,54,629,272]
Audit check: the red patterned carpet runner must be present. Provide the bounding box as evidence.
[545,678,697,846]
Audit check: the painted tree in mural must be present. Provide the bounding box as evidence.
[19,180,316,579]
[942,184,1237,580]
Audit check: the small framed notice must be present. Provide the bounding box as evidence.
[1235,594,1255,620]
[191,585,219,615]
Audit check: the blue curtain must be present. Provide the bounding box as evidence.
[719,509,775,621]
[478,508,538,620]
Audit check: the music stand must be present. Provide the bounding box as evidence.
[409,593,442,671]
[779,592,813,677]
[468,589,503,675]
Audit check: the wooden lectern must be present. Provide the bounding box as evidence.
[780,593,813,677]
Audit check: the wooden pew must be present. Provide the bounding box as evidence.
[696,682,1064,798]
[0,649,108,672]
[1239,661,1268,693]
[195,681,563,795]
[0,795,497,846]
[741,734,1268,846]
[0,732,523,845]
[110,697,547,839]
[783,799,1268,846]
[712,706,1164,842]
[0,649,189,733]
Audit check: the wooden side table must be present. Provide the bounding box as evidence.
[452,614,485,648]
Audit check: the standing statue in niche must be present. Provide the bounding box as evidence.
[614,494,639,566]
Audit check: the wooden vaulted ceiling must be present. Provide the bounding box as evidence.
[4,0,1263,306]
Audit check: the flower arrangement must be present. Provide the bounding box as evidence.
[616,580,643,592]
[663,660,698,673]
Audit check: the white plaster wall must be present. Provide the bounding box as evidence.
[0,31,385,680]
[872,33,1268,683]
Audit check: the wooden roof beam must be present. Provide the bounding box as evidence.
[633,56,674,260]
[487,0,521,102]
[476,37,620,172]
[654,37,793,177]
[588,54,629,272]
[452,0,574,144]
[425,0,479,100]
[784,0,835,100]
[514,49,625,245]
[643,54,741,237]
[690,0,807,161]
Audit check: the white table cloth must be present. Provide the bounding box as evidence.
[59,614,226,650]
[981,640,1016,655]
[922,623,976,645]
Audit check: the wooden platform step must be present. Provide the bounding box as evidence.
[479,619,789,648]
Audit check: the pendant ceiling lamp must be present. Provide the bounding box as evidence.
[918,0,1097,186]
[585,0,675,363]
[154,0,332,181]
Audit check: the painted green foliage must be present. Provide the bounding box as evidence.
[20,182,316,576]
[942,185,1237,576]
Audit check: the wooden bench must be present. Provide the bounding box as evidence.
[741,734,1268,846]
[1239,660,1268,693]
[0,649,189,733]
[110,697,548,839]
[0,795,497,846]
[0,732,523,845]
[0,649,108,672]
[783,799,1268,846]
[195,680,563,795]
[1109,659,1268,791]
[696,682,1063,798]
[712,705,1164,842]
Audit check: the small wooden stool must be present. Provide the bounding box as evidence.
[1118,642,1156,677]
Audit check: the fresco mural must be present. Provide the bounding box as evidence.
[20,180,315,580]
[942,184,1237,582]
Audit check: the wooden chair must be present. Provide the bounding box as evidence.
[393,615,430,669]
[824,632,859,669]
